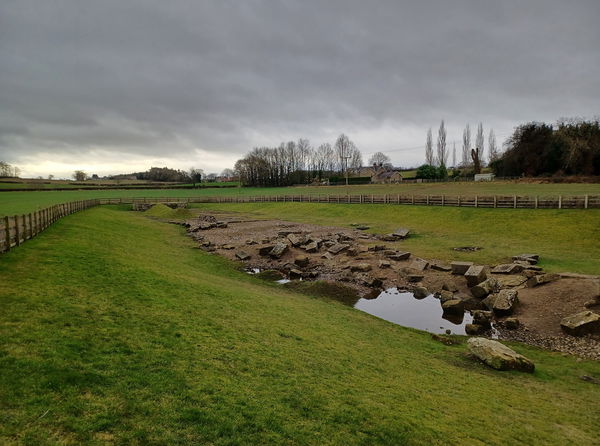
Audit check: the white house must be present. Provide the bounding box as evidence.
[474,173,495,181]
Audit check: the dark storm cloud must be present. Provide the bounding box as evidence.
[1,0,599,175]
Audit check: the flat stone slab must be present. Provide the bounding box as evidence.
[408,258,429,271]
[235,251,251,261]
[465,265,487,287]
[386,251,411,261]
[430,261,452,272]
[496,275,528,288]
[392,228,410,239]
[467,338,534,373]
[451,261,474,275]
[561,311,600,336]
[526,273,559,287]
[512,254,539,265]
[491,264,524,274]
[327,243,350,255]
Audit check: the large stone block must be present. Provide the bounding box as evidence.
[467,338,534,372]
[451,261,474,275]
[470,277,499,299]
[560,311,600,336]
[465,265,487,287]
[493,289,519,315]
[526,273,559,288]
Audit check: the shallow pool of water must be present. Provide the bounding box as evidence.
[354,288,473,335]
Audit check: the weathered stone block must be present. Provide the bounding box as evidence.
[493,289,518,315]
[491,264,523,274]
[560,311,600,336]
[526,273,559,287]
[451,261,474,275]
[465,265,487,287]
[470,277,499,299]
[467,338,534,372]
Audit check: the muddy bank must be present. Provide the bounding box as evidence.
[173,211,600,359]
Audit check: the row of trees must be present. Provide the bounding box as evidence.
[0,161,20,178]
[490,119,600,177]
[234,134,363,186]
[425,121,498,173]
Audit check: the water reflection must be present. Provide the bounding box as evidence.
[354,288,473,335]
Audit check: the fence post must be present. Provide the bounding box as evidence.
[558,195,562,209]
[584,195,588,209]
[4,216,10,251]
[411,195,414,205]
[441,195,445,206]
[458,196,461,207]
[493,196,497,208]
[535,196,538,209]
[426,195,430,205]
[28,213,33,239]
[14,216,20,246]
[513,195,517,209]
[475,195,478,208]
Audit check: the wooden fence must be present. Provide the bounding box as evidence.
[108,193,600,209]
[1,199,100,253]
[1,194,598,253]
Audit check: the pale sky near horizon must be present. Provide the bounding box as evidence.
[1,0,599,178]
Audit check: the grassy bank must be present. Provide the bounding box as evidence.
[192,203,600,275]
[2,181,600,216]
[0,206,599,444]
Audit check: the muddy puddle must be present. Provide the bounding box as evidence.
[355,288,474,335]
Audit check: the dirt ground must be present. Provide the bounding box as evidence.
[173,210,600,359]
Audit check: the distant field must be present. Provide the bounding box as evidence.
[0,179,238,190]
[1,181,600,216]
[192,202,600,275]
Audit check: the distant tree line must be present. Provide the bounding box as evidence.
[234,134,363,187]
[0,161,20,178]
[490,119,600,177]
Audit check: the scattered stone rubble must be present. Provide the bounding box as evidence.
[176,212,600,359]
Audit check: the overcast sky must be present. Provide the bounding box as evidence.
[1,0,598,178]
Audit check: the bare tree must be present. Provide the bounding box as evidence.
[72,170,87,181]
[220,168,234,178]
[452,142,456,168]
[488,129,498,163]
[425,128,434,165]
[475,122,485,165]
[368,151,391,167]
[48,174,54,180]
[436,120,447,167]
[462,124,471,166]
[334,134,361,185]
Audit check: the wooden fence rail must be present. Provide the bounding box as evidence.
[106,193,600,209]
[1,194,599,253]
[0,199,100,253]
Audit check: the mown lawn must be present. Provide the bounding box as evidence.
[192,202,600,275]
[0,206,599,445]
[2,181,600,216]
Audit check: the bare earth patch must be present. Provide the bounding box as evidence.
[171,210,600,359]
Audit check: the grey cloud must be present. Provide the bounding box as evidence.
[1,0,599,174]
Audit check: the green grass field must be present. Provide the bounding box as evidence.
[1,181,599,216]
[1,205,599,444]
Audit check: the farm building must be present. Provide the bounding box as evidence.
[474,173,495,181]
